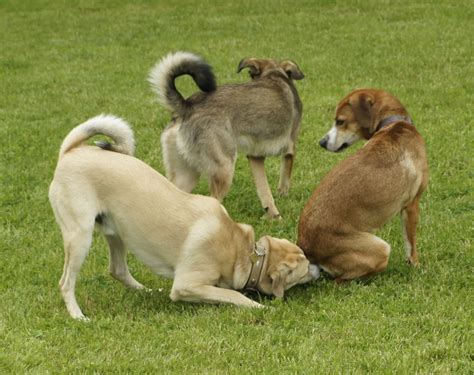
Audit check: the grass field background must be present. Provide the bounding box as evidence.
[1,0,473,373]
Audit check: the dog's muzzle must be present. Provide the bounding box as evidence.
[336,143,349,152]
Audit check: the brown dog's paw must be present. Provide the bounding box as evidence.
[406,256,419,267]
[334,277,350,284]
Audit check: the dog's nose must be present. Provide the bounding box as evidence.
[309,264,321,280]
[319,136,328,149]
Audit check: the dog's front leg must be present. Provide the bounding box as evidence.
[171,283,263,308]
[247,156,280,219]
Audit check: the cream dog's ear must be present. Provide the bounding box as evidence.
[270,264,292,298]
[280,60,305,80]
[271,271,285,298]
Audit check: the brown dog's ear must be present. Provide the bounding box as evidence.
[349,92,376,133]
[237,58,261,78]
[280,60,304,80]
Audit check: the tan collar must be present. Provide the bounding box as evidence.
[244,242,267,291]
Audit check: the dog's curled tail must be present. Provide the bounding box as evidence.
[59,114,135,158]
[148,51,216,116]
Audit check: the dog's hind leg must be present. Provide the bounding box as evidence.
[161,123,201,192]
[209,171,233,201]
[106,234,147,289]
[209,157,235,201]
[173,166,200,193]
[401,195,421,266]
[248,156,280,219]
[59,225,94,320]
[322,233,391,282]
[277,142,295,196]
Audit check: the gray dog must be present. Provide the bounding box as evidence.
[149,52,304,219]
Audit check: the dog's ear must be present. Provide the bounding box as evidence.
[269,263,293,299]
[349,92,375,133]
[270,270,286,298]
[280,60,305,80]
[237,58,261,78]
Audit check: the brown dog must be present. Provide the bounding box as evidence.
[149,52,304,219]
[297,89,428,281]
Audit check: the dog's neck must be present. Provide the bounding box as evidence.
[376,115,413,132]
[244,242,267,291]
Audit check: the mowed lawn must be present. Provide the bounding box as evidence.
[1,0,472,373]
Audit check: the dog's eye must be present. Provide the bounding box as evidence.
[335,119,344,126]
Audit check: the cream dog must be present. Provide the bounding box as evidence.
[49,115,318,319]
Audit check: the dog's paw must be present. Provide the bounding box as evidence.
[72,313,90,322]
[406,256,419,267]
[252,302,267,309]
[262,207,282,220]
[277,186,290,197]
[262,212,282,220]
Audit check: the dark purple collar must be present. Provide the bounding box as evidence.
[376,115,413,132]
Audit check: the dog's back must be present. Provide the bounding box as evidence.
[149,52,303,151]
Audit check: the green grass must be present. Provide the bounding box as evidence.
[1,0,473,373]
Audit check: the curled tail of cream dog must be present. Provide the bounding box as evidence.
[148,51,216,116]
[59,114,135,158]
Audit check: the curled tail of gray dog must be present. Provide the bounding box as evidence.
[148,51,216,116]
[59,114,135,158]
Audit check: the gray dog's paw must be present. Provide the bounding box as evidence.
[262,207,282,220]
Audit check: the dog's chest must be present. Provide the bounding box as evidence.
[131,248,175,279]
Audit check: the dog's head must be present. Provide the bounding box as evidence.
[237,58,304,81]
[319,89,411,152]
[256,236,318,298]
[319,89,380,152]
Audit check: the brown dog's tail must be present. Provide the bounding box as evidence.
[59,114,135,158]
[148,51,216,116]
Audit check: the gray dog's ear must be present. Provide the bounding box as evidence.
[237,58,261,77]
[280,60,304,80]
